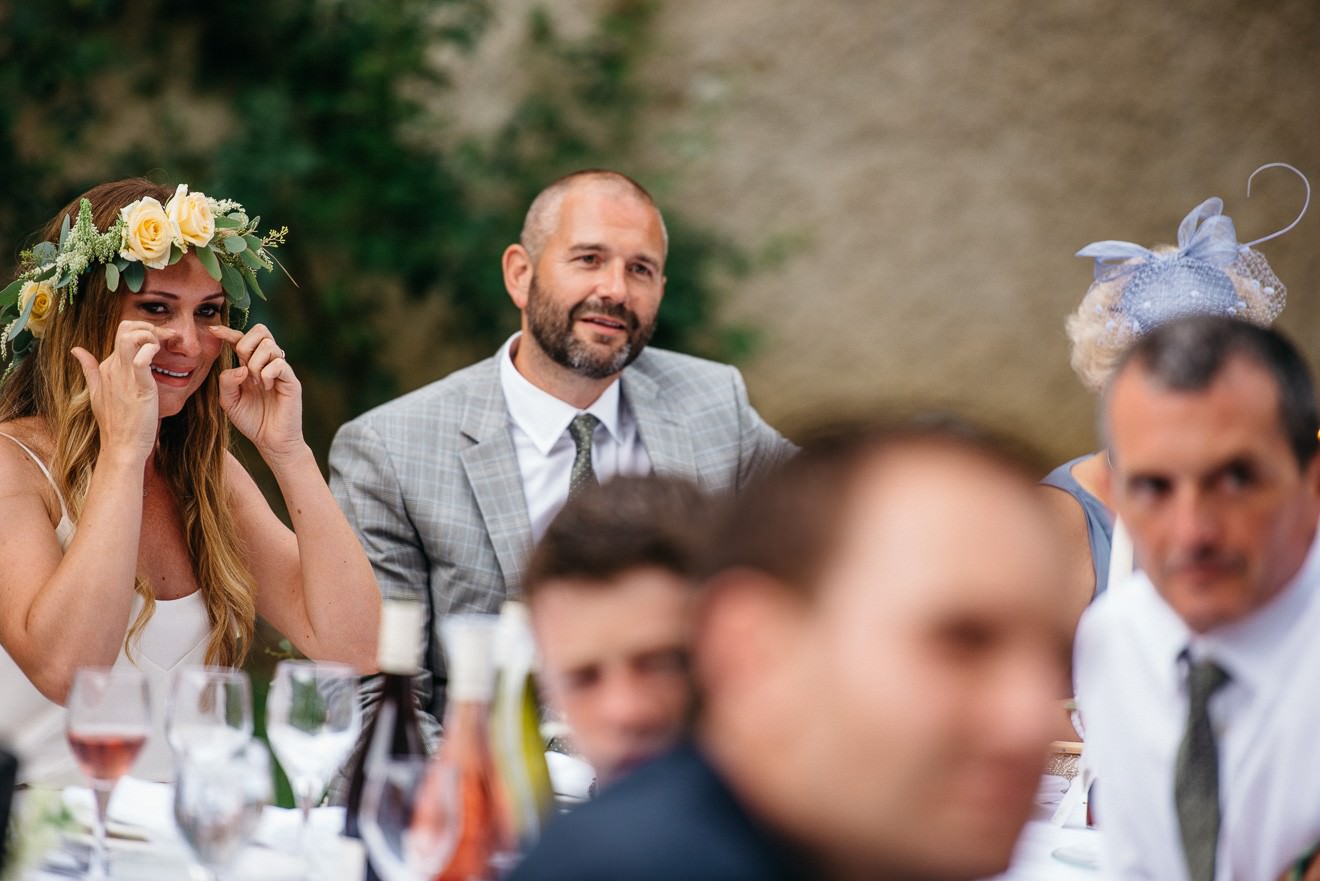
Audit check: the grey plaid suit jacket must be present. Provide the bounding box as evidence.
[329,345,793,724]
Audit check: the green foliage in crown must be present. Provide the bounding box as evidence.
[0,185,287,372]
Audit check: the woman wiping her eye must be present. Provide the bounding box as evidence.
[0,178,381,785]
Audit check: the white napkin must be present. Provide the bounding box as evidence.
[62,776,182,845]
[545,751,594,803]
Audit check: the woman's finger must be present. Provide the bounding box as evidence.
[227,322,274,364]
[131,339,161,370]
[258,355,293,391]
[245,337,285,379]
[218,365,247,412]
[70,347,101,397]
[207,325,244,346]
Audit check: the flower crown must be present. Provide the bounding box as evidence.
[0,184,287,368]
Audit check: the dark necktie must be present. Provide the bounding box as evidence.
[567,413,600,500]
[1175,656,1231,881]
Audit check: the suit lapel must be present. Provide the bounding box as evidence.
[459,361,533,593]
[623,366,698,480]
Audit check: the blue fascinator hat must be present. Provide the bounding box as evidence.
[1074,163,1308,353]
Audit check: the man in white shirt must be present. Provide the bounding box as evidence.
[330,169,792,722]
[1075,315,1320,881]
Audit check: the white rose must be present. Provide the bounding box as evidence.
[119,197,173,269]
[164,184,215,249]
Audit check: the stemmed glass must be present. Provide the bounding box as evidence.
[265,660,361,857]
[360,755,461,881]
[173,741,272,881]
[65,667,151,880]
[166,666,253,763]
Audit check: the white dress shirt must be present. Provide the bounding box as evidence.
[498,334,652,541]
[1075,529,1320,881]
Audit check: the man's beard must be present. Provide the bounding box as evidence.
[525,276,656,380]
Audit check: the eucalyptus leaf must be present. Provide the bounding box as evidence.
[0,278,23,308]
[6,288,38,342]
[241,268,266,301]
[195,245,222,280]
[105,263,120,292]
[31,242,57,264]
[213,216,242,230]
[242,235,263,254]
[219,262,246,301]
[239,248,263,271]
[223,236,247,254]
[123,261,145,293]
[58,214,70,247]
[168,244,183,265]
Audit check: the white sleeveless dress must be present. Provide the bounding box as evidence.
[0,433,210,785]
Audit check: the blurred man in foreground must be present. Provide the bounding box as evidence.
[1076,316,1320,881]
[522,475,708,787]
[510,420,1071,881]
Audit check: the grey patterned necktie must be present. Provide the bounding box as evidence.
[566,413,600,501]
[1175,656,1231,881]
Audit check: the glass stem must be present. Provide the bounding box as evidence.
[90,780,113,880]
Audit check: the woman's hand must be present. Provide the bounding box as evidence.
[70,321,161,463]
[209,324,305,463]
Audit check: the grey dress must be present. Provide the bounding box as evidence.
[1041,454,1114,598]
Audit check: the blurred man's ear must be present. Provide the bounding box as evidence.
[695,569,810,699]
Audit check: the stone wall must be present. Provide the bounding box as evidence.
[453,0,1320,460]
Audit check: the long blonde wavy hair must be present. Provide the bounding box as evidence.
[0,179,257,666]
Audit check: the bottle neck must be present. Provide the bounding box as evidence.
[445,697,490,736]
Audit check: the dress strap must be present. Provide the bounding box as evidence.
[0,432,73,528]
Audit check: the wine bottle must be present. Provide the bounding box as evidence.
[343,599,428,860]
[432,614,512,881]
[489,601,554,851]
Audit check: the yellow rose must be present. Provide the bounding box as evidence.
[118,197,173,269]
[17,280,55,339]
[164,184,215,249]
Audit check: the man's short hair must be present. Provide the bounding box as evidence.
[708,417,1045,600]
[1106,315,1319,468]
[522,475,711,598]
[519,169,669,261]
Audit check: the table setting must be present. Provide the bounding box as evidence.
[5,661,368,881]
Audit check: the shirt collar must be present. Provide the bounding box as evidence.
[1187,527,1320,693]
[498,333,625,455]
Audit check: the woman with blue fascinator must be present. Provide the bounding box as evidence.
[1044,163,1308,636]
[0,179,381,784]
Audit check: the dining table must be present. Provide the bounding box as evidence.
[10,777,364,881]
[9,771,1102,881]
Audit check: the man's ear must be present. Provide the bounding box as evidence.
[503,244,533,309]
[694,569,806,698]
[1304,446,1320,501]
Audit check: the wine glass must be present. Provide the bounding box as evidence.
[65,667,151,880]
[360,755,461,881]
[167,666,253,764]
[265,660,361,855]
[173,741,272,880]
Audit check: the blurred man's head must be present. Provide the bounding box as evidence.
[1103,315,1320,634]
[523,475,708,784]
[696,422,1069,881]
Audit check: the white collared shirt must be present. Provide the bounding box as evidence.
[498,334,652,541]
[1075,529,1320,881]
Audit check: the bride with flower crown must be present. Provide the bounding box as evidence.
[0,178,381,784]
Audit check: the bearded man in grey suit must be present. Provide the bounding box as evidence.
[329,169,793,722]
